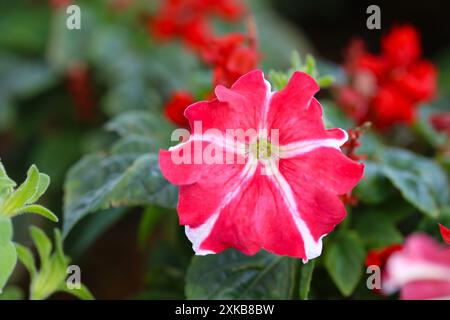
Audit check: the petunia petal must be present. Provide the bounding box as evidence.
[279,148,364,195]
[266,72,322,144]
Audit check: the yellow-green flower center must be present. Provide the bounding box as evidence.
[250,138,273,160]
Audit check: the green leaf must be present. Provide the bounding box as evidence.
[27,173,50,204]
[58,284,94,300]
[0,217,16,293]
[354,161,394,205]
[63,153,177,236]
[354,212,403,248]
[1,165,40,214]
[0,216,13,246]
[0,286,24,300]
[324,231,365,297]
[15,243,37,279]
[106,110,172,142]
[30,226,52,267]
[380,148,449,218]
[0,161,15,201]
[299,260,315,300]
[12,204,58,222]
[186,250,297,299]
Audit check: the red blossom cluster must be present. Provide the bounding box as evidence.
[163,90,194,128]
[338,25,437,129]
[149,0,245,51]
[366,244,404,269]
[148,0,259,127]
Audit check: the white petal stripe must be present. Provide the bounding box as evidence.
[185,157,258,255]
[265,159,323,262]
[279,130,348,159]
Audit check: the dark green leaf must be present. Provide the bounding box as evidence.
[63,153,177,235]
[324,231,365,297]
[380,148,449,218]
[354,212,403,248]
[186,250,297,300]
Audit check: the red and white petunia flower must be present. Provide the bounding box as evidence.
[383,234,450,300]
[159,70,364,261]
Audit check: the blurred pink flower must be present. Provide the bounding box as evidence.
[383,234,450,299]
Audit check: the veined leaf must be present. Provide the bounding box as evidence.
[380,148,449,218]
[63,153,177,235]
[324,231,365,297]
[186,250,297,300]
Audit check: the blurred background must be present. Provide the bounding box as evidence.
[0,0,449,299]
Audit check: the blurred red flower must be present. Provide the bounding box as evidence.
[382,25,421,68]
[439,224,450,245]
[338,25,437,129]
[366,244,403,269]
[203,32,259,87]
[148,0,244,52]
[164,90,194,128]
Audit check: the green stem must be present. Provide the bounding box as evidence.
[299,259,316,300]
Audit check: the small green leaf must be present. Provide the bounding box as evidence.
[324,231,365,297]
[12,204,58,222]
[15,243,37,279]
[186,250,296,299]
[30,226,52,267]
[58,284,94,300]
[27,173,50,204]
[1,165,40,214]
[317,75,334,88]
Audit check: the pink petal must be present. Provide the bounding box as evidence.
[186,69,270,132]
[401,280,450,300]
[279,148,364,196]
[193,172,308,258]
[383,234,450,299]
[159,139,246,186]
